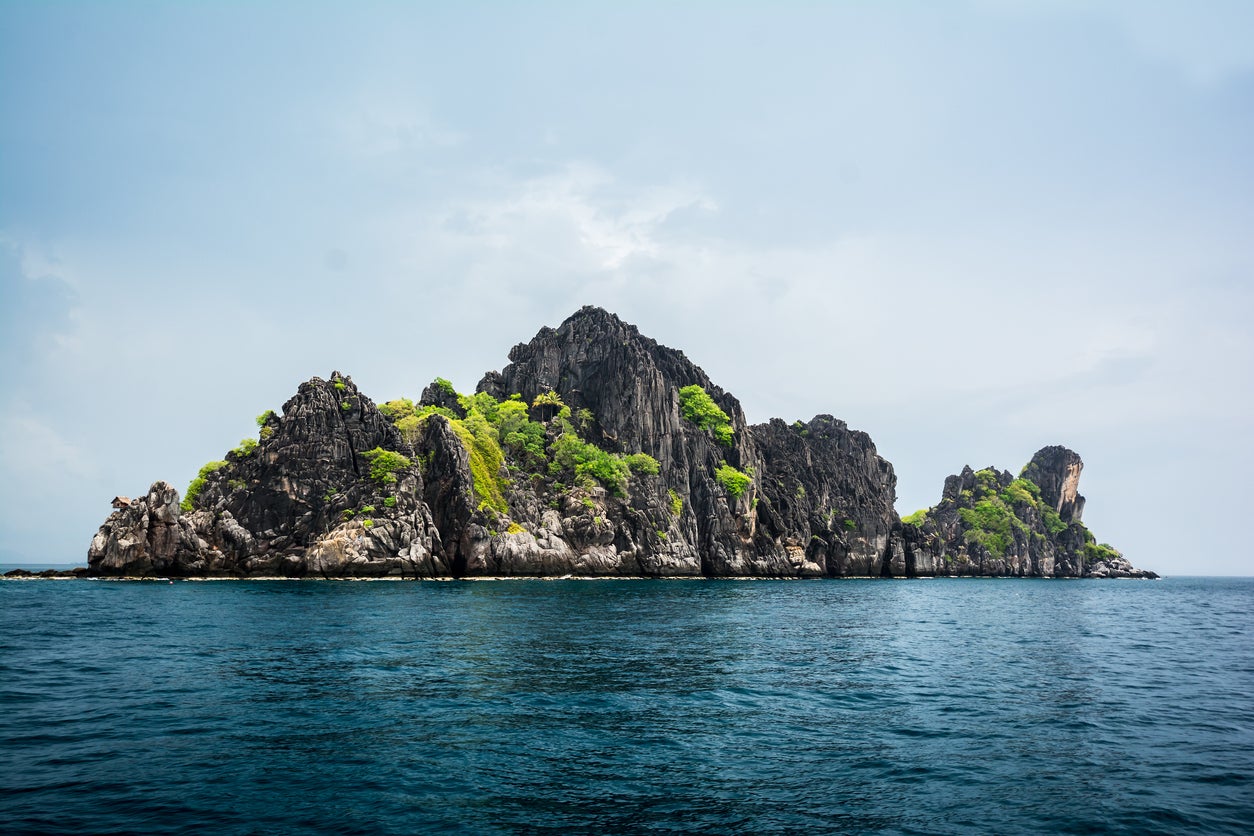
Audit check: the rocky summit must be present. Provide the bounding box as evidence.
[88,307,1156,579]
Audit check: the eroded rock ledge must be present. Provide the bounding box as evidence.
[86,306,1155,579]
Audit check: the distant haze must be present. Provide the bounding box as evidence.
[2,2,1251,575]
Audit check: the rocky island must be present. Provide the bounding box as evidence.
[86,306,1156,579]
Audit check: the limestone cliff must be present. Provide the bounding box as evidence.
[87,307,1151,579]
[900,447,1157,578]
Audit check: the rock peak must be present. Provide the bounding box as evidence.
[86,309,1151,580]
[1022,446,1085,522]
[561,304,624,328]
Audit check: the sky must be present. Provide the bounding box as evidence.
[1,1,1251,575]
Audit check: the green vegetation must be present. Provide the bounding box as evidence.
[375,381,654,514]
[459,391,502,423]
[496,398,546,463]
[1083,542,1121,564]
[948,468,1097,558]
[1040,504,1068,535]
[256,410,275,427]
[531,390,569,422]
[959,497,1026,557]
[333,379,346,392]
[656,530,668,540]
[974,468,1000,492]
[623,453,660,475]
[844,518,857,531]
[361,447,411,485]
[449,409,509,513]
[668,489,684,517]
[362,518,374,528]
[341,401,351,410]
[901,509,929,527]
[506,522,526,535]
[378,398,415,420]
[361,505,376,513]
[678,385,733,445]
[395,414,423,445]
[182,460,228,511]
[383,495,397,508]
[715,464,751,499]
[550,430,630,495]
[228,479,246,492]
[1000,478,1040,507]
[231,437,257,458]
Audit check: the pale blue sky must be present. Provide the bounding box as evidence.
[2,2,1251,574]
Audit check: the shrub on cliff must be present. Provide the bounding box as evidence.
[715,464,751,498]
[678,385,733,445]
[550,430,630,496]
[624,453,660,475]
[362,448,411,485]
[182,460,228,511]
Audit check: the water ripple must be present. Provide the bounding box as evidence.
[1,577,1251,834]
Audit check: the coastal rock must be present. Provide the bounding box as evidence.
[87,481,204,576]
[751,415,900,577]
[901,448,1156,579]
[86,307,1153,579]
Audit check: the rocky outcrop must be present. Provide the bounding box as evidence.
[752,416,901,577]
[900,447,1156,578]
[85,307,1151,579]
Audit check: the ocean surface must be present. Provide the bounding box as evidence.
[1,577,1250,835]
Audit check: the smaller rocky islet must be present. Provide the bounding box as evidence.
[79,306,1156,580]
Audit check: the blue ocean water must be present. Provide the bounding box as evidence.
[1,577,1250,835]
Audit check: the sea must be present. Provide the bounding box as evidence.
[1,575,1250,835]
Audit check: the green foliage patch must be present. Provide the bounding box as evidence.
[379,398,415,421]
[624,453,660,475]
[182,460,228,511]
[549,429,630,496]
[1083,541,1121,564]
[678,385,733,445]
[715,464,751,499]
[902,509,928,527]
[958,496,1026,557]
[450,410,509,513]
[362,447,412,485]
[669,489,683,517]
[232,438,257,458]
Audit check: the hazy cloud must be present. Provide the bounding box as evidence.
[0,2,1250,574]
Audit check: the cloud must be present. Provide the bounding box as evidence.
[435,162,717,270]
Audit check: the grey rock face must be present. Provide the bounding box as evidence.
[86,308,1150,579]
[751,416,901,577]
[901,448,1156,579]
[1021,445,1086,522]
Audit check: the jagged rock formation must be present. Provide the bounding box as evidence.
[900,447,1157,578]
[87,306,1152,579]
[752,416,902,577]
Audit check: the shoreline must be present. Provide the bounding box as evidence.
[2,571,1160,582]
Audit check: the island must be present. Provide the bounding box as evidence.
[86,306,1156,579]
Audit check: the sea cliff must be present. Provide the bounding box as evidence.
[87,307,1155,579]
